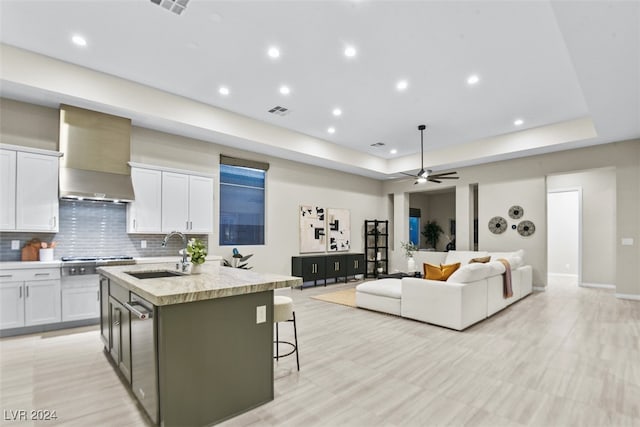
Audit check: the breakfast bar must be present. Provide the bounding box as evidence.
[97,262,301,426]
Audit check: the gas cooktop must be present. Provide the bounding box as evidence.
[61,256,134,262]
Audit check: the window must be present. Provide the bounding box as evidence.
[219,157,268,245]
[409,208,421,246]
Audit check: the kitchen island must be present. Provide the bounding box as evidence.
[97,262,301,426]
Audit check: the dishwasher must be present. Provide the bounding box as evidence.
[124,293,159,425]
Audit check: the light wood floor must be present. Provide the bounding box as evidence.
[1,280,639,426]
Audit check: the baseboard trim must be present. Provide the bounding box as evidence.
[615,293,640,301]
[581,282,615,289]
[533,286,546,292]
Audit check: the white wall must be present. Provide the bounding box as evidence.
[547,190,579,277]
[478,177,547,286]
[547,168,616,285]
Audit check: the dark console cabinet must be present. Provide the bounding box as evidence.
[346,253,365,276]
[291,253,365,288]
[291,256,326,285]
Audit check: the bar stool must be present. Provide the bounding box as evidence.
[273,295,300,371]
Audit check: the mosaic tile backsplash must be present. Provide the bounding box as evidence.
[0,200,208,261]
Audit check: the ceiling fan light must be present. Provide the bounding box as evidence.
[417,177,427,184]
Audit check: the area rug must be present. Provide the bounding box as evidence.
[311,288,357,308]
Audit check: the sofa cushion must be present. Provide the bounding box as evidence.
[444,251,489,265]
[447,262,493,283]
[424,262,461,281]
[487,249,525,269]
[469,255,491,264]
[356,279,402,299]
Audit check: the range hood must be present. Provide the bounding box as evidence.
[58,105,135,202]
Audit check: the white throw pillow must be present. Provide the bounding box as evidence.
[444,250,489,266]
[486,261,507,276]
[447,262,492,283]
[487,249,525,269]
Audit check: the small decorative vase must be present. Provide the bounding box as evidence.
[191,263,203,274]
[407,256,415,272]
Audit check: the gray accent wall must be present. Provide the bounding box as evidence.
[0,200,207,261]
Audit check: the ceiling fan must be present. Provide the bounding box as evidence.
[401,124,459,184]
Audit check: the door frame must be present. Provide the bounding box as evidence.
[547,187,583,286]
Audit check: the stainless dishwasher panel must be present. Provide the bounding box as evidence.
[125,294,159,425]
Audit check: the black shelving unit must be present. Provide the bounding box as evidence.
[364,219,388,278]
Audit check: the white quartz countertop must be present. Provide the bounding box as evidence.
[97,262,302,306]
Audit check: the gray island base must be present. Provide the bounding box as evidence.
[97,262,301,426]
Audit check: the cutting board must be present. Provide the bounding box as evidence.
[21,239,41,261]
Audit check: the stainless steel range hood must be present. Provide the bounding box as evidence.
[59,105,135,202]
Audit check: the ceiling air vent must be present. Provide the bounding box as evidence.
[268,106,290,117]
[370,142,386,147]
[150,0,189,15]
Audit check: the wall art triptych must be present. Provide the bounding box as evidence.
[299,205,350,253]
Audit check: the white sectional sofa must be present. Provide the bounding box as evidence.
[355,250,533,330]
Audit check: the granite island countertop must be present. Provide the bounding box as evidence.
[97,262,302,306]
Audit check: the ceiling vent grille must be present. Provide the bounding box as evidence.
[370,142,386,147]
[268,106,290,116]
[150,0,189,15]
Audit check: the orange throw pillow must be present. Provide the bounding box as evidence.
[424,262,461,281]
[469,256,491,264]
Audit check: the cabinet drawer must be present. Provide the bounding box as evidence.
[0,268,60,282]
[109,280,130,304]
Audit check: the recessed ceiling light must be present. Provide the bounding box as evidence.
[467,74,480,85]
[279,85,290,95]
[267,46,280,59]
[218,86,230,96]
[327,127,336,134]
[332,108,342,117]
[514,118,524,126]
[344,45,357,58]
[390,149,398,154]
[71,34,87,47]
[396,80,408,91]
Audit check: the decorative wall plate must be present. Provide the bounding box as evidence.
[517,220,536,237]
[508,205,524,219]
[488,216,507,234]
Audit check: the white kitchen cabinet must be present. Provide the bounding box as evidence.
[15,151,59,232]
[0,280,24,329]
[24,279,61,326]
[0,268,61,330]
[161,171,190,232]
[161,172,213,233]
[0,149,17,230]
[62,286,100,322]
[127,167,162,233]
[187,175,214,233]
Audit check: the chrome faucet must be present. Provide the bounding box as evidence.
[162,231,189,272]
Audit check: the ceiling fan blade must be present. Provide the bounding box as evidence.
[430,175,459,180]
[429,171,458,177]
[400,172,417,177]
[427,178,442,183]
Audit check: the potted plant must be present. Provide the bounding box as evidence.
[186,238,207,273]
[422,220,444,250]
[400,241,418,272]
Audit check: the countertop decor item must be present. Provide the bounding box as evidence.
[186,238,207,272]
[488,216,508,234]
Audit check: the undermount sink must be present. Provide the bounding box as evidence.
[127,270,186,279]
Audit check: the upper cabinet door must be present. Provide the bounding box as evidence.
[188,175,213,233]
[161,172,189,232]
[127,168,162,233]
[16,152,59,232]
[0,150,17,231]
